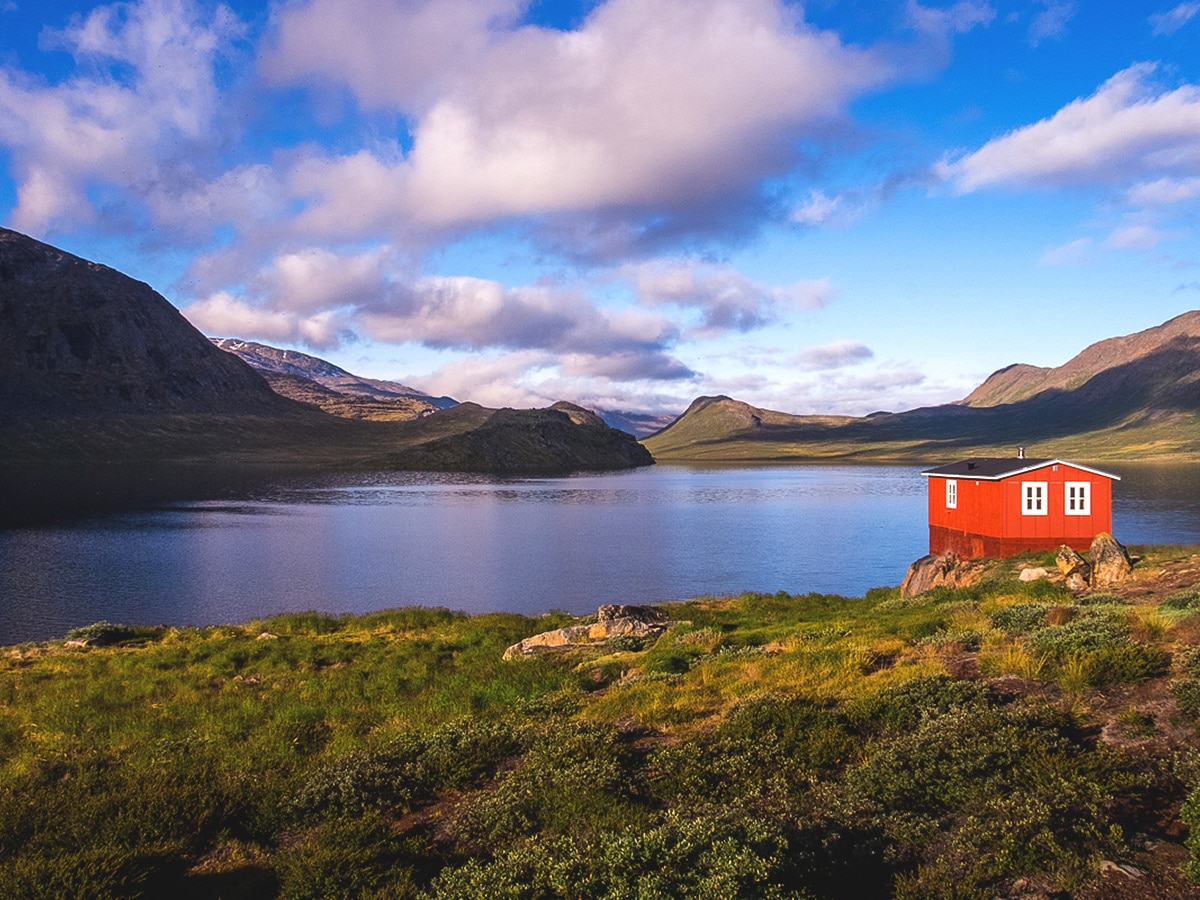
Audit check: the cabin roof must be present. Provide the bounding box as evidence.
[921,457,1121,482]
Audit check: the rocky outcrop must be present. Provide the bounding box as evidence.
[900,552,985,597]
[503,605,670,660]
[1090,532,1133,587]
[1056,546,1092,593]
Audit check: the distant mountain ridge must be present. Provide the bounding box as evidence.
[646,311,1200,461]
[212,339,457,407]
[962,310,1200,408]
[212,338,456,422]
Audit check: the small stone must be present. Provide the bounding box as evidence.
[256,632,278,641]
[1019,567,1048,582]
[1099,860,1144,879]
[1065,572,1089,593]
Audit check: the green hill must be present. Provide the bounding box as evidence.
[645,313,1200,462]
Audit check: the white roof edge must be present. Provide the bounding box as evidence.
[921,459,1121,481]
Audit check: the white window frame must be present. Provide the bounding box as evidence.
[1022,481,1048,516]
[1065,481,1091,516]
[945,479,957,509]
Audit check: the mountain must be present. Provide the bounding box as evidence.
[962,310,1200,407]
[595,409,678,438]
[0,228,651,481]
[645,312,1200,462]
[212,339,457,421]
[0,228,296,422]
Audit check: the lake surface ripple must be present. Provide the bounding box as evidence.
[2,462,1198,645]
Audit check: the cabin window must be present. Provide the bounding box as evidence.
[1022,482,1047,516]
[1065,482,1091,516]
[946,480,957,509]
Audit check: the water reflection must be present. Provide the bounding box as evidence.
[1,462,1198,645]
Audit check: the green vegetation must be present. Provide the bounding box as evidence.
[5,548,1200,897]
[641,396,1200,463]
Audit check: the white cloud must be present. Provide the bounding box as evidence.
[1105,224,1167,250]
[259,246,396,312]
[1127,175,1200,205]
[260,0,521,111]
[629,259,835,337]
[1039,237,1092,266]
[0,0,244,234]
[907,0,996,36]
[182,291,349,348]
[410,351,559,409]
[184,245,696,382]
[408,350,700,410]
[790,189,873,227]
[1150,2,1200,35]
[264,0,890,238]
[1028,1,1074,45]
[938,63,1200,193]
[794,340,874,370]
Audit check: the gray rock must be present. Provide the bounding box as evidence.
[1089,532,1132,587]
[1055,545,1091,593]
[503,605,670,660]
[900,552,984,597]
[597,604,669,625]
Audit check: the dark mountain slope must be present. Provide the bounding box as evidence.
[0,229,297,423]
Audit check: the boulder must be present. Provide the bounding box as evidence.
[900,552,984,597]
[1055,545,1091,593]
[598,604,669,625]
[1089,532,1132,587]
[503,605,670,660]
[1019,567,1049,582]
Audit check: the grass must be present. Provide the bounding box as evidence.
[3,548,1200,897]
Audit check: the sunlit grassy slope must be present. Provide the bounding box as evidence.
[643,396,1200,462]
[5,547,1200,897]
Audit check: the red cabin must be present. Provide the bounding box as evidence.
[921,456,1120,559]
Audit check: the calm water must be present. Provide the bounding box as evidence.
[2,463,1199,645]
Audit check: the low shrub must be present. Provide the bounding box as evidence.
[1027,617,1169,684]
[1182,785,1200,883]
[63,621,164,646]
[847,674,990,733]
[443,721,647,850]
[988,604,1052,633]
[1164,589,1200,611]
[293,718,524,819]
[273,814,409,900]
[1174,679,1200,719]
[1077,593,1128,606]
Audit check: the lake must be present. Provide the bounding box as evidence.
[2,462,1199,645]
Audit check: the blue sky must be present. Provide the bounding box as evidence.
[2,0,1198,416]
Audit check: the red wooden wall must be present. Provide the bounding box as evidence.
[927,463,1113,557]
